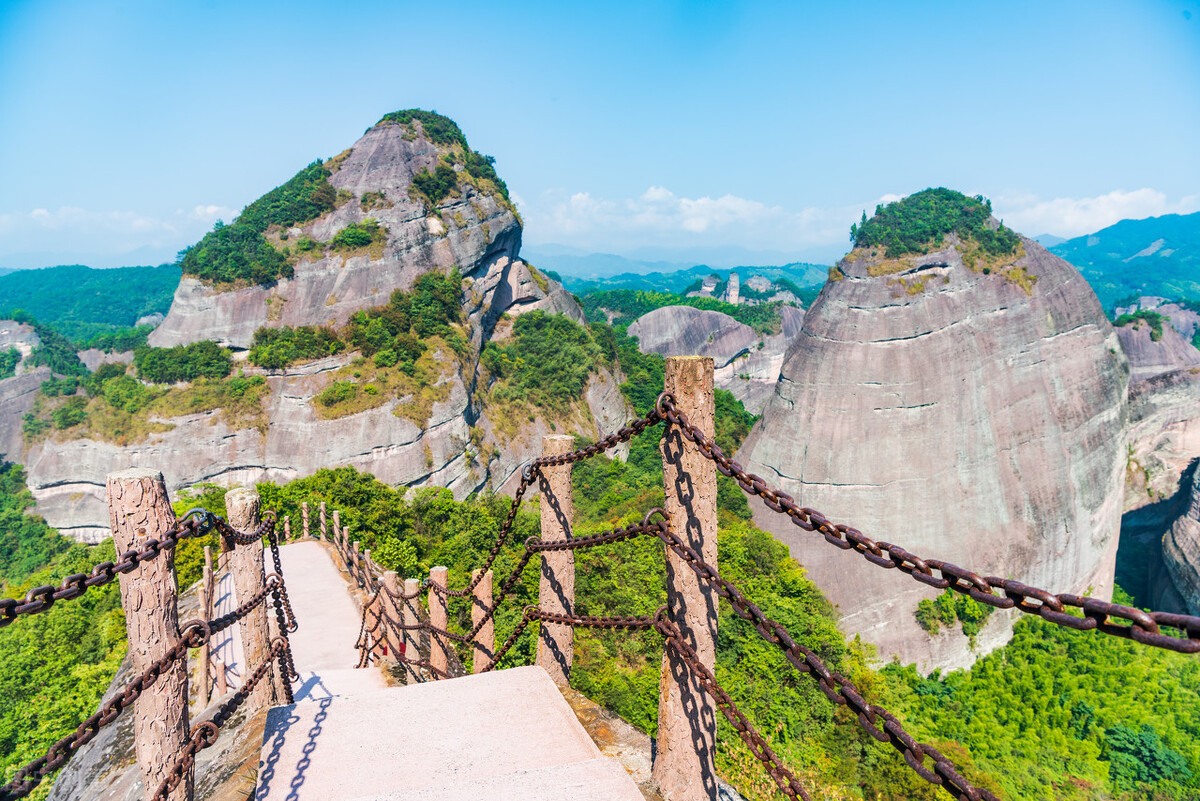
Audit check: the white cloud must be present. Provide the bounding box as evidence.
[520,186,879,258]
[0,204,236,268]
[992,189,1200,238]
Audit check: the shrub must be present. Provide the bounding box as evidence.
[316,381,357,407]
[330,219,384,251]
[249,325,343,369]
[0,348,20,379]
[1113,309,1167,341]
[52,396,87,429]
[373,349,398,368]
[134,341,232,384]
[410,165,459,209]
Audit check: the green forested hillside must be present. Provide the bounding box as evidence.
[1052,211,1200,311]
[0,264,179,342]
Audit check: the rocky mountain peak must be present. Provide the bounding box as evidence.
[740,189,1130,672]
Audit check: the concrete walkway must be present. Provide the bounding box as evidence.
[276,540,387,703]
[252,542,643,800]
[254,667,644,801]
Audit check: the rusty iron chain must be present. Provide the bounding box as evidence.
[0,509,216,629]
[655,393,1200,655]
[654,610,813,801]
[354,591,384,668]
[153,638,290,801]
[0,621,210,801]
[425,409,662,600]
[649,508,999,801]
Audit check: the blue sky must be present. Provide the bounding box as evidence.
[1,0,1198,268]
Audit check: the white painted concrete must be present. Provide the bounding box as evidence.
[254,666,643,800]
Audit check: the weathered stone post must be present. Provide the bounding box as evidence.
[342,525,351,559]
[536,435,575,686]
[224,488,278,712]
[352,541,362,586]
[332,510,342,550]
[106,468,193,801]
[214,656,227,697]
[301,501,310,539]
[381,571,403,665]
[428,566,449,678]
[402,577,421,681]
[653,356,718,801]
[197,584,211,710]
[202,546,214,619]
[319,501,327,540]
[471,569,494,673]
[283,515,291,541]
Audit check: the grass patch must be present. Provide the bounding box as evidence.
[312,337,458,426]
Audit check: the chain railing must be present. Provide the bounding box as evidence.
[0,510,299,801]
[353,385,1199,801]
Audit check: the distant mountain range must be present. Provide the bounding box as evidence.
[1050,211,1200,311]
[544,262,829,297]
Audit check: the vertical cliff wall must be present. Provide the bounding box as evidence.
[740,232,1129,671]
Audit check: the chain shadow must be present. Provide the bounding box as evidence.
[255,695,330,801]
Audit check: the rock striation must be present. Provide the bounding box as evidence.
[1115,318,1200,382]
[22,114,630,540]
[627,305,803,413]
[1162,465,1200,616]
[739,232,1129,671]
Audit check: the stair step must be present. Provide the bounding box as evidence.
[254,666,644,800]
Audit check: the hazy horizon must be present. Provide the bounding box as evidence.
[2,0,1198,271]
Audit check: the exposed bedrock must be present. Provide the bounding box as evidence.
[627,305,804,414]
[739,235,1130,671]
[25,117,629,539]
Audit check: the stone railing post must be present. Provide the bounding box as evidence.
[319,501,327,540]
[381,571,402,665]
[224,487,278,712]
[301,501,310,539]
[197,584,211,710]
[332,510,342,550]
[342,525,351,559]
[429,566,449,678]
[471,569,494,673]
[536,435,575,686]
[653,356,718,801]
[283,515,291,541]
[106,468,193,801]
[402,577,421,682]
[214,656,228,697]
[352,541,362,586]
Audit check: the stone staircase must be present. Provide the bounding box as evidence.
[253,542,643,800]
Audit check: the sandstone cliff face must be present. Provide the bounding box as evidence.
[1115,320,1200,382]
[739,235,1129,671]
[148,119,576,350]
[24,118,630,539]
[626,305,804,414]
[1162,465,1200,616]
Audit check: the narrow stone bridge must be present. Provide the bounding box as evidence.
[252,540,644,800]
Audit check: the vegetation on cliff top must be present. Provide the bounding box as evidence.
[1113,309,1167,342]
[179,160,336,287]
[379,109,511,209]
[851,188,1020,259]
[580,289,788,336]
